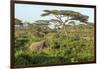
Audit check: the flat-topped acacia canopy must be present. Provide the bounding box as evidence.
[41,10,89,22]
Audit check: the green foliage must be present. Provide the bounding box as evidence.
[41,10,89,22]
[15,19,94,65]
[15,18,23,25]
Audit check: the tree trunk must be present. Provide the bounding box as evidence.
[63,25,67,37]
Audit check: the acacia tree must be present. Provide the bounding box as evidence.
[41,10,89,36]
[15,18,23,25]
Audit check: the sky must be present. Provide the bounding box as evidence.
[15,3,95,23]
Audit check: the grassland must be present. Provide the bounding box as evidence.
[14,23,95,66]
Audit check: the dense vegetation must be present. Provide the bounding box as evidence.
[14,10,95,66]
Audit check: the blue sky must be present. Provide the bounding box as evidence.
[15,4,94,23]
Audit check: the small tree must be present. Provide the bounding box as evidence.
[15,18,23,25]
[41,10,89,36]
[33,20,50,38]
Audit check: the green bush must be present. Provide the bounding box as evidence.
[14,24,95,65]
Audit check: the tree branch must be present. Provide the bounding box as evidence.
[64,16,71,24]
[54,15,63,23]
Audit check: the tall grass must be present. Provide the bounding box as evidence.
[15,24,94,65]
